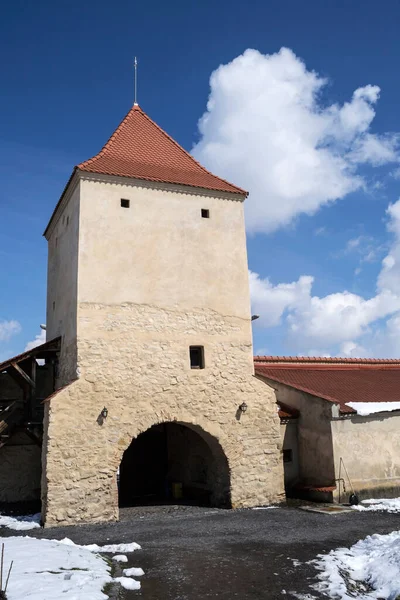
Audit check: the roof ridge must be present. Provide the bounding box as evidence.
[254,355,400,364]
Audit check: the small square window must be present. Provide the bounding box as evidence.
[121,199,130,208]
[201,209,210,218]
[190,346,205,369]
[283,449,293,463]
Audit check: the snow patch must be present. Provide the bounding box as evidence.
[0,536,143,599]
[345,401,400,415]
[313,529,400,599]
[123,567,145,577]
[114,576,141,590]
[292,559,301,567]
[112,554,128,562]
[252,506,279,510]
[0,513,41,530]
[59,539,141,553]
[352,497,400,513]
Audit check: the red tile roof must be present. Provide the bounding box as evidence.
[78,104,246,195]
[254,356,400,414]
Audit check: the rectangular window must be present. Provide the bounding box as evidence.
[283,449,293,463]
[190,346,205,369]
[201,209,210,218]
[52,301,56,311]
[66,216,69,226]
[121,199,130,208]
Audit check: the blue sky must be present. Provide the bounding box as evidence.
[2,0,400,359]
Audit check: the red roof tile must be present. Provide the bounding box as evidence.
[78,105,246,195]
[254,357,400,414]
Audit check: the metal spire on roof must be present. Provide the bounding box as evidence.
[134,57,138,106]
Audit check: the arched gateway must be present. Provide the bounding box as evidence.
[119,422,231,508]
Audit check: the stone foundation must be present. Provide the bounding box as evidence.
[41,303,285,527]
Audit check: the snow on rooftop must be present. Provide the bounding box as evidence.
[345,401,400,416]
[313,529,400,599]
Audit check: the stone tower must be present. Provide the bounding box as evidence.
[41,104,284,526]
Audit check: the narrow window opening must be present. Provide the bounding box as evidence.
[66,216,69,226]
[55,237,58,247]
[283,449,293,463]
[121,199,130,208]
[190,346,205,369]
[201,209,210,219]
[52,301,56,312]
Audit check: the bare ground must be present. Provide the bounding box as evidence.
[1,504,399,599]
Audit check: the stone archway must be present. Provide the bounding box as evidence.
[118,421,231,508]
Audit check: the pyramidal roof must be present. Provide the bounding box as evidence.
[78,104,246,195]
[44,104,246,236]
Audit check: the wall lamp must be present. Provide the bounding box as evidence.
[251,315,260,321]
[101,407,108,419]
[239,402,248,414]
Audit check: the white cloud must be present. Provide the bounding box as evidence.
[249,271,313,327]
[377,201,400,295]
[348,133,400,166]
[0,320,21,342]
[339,341,368,358]
[334,234,386,265]
[193,48,399,234]
[24,329,46,352]
[314,226,327,236]
[250,198,400,356]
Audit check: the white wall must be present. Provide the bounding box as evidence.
[78,177,251,319]
[331,412,400,500]
[46,181,80,384]
[259,378,336,486]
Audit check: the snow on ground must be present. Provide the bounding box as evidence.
[252,506,279,510]
[0,513,41,530]
[124,567,145,577]
[0,536,143,600]
[78,541,141,553]
[345,401,400,415]
[114,576,141,590]
[112,554,128,562]
[351,497,400,513]
[313,529,400,599]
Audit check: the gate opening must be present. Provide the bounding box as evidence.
[118,422,230,508]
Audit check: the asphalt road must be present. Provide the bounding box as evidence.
[2,504,399,599]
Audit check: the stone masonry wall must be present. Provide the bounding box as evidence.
[41,303,285,527]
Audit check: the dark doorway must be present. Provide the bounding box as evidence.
[119,422,230,508]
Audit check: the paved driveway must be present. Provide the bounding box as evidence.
[2,505,399,599]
